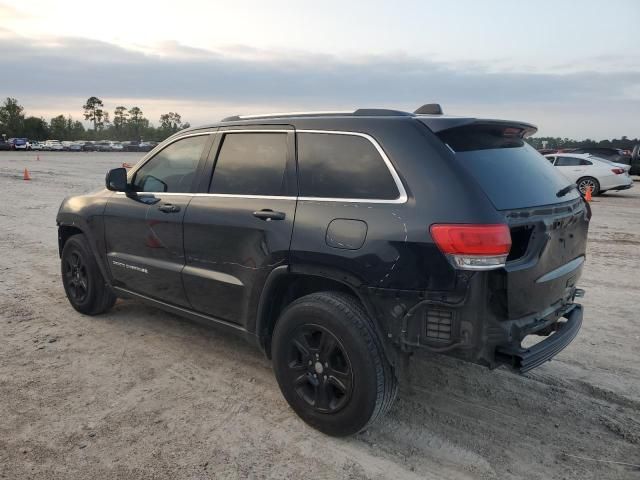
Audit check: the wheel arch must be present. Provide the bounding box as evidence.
[57,216,112,287]
[58,224,83,256]
[254,265,396,365]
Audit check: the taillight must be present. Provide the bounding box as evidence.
[611,168,624,175]
[430,224,511,270]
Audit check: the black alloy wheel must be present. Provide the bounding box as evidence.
[61,234,116,315]
[285,324,353,414]
[63,251,89,303]
[272,292,398,436]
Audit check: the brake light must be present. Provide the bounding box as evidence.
[611,168,624,175]
[430,224,511,270]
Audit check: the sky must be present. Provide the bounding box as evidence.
[0,0,639,138]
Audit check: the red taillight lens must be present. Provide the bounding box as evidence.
[430,224,512,255]
[611,168,624,175]
[430,224,512,270]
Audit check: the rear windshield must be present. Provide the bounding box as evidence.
[437,125,579,210]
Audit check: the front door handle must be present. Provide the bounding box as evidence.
[253,209,285,221]
[158,203,181,213]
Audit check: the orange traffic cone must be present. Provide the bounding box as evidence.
[23,168,31,181]
[36,155,40,161]
[584,186,592,202]
[122,162,132,169]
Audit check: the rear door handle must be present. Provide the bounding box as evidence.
[253,209,285,221]
[158,203,181,213]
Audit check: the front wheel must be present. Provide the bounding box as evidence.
[272,292,397,436]
[61,235,116,315]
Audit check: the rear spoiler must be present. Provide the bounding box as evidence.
[417,117,538,138]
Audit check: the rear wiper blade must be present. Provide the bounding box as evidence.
[556,183,577,197]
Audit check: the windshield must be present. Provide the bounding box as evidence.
[437,124,579,210]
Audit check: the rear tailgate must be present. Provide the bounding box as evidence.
[502,198,589,318]
[431,120,589,319]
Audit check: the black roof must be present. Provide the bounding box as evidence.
[180,104,538,137]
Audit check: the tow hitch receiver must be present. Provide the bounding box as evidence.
[496,304,583,373]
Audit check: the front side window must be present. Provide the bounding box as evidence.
[209,133,288,196]
[133,135,208,192]
[297,133,399,200]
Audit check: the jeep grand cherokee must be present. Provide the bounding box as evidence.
[57,104,589,436]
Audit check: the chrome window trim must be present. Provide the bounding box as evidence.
[218,129,293,133]
[115,192,296,200]
[122,129,408,204]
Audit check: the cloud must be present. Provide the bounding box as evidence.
[1,32,639,137]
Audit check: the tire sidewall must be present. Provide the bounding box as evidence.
[272,297,381,436]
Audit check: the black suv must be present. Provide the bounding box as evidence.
[57,106,589,436]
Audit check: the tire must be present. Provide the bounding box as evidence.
[272,292,398,436]
[577,177,600,196]
[61,235,116,315]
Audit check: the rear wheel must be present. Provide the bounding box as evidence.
[61,235,116,315]
[577,177,600,196]
[272,292,397,436]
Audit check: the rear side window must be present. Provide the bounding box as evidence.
[210,133,288,196]
[133,134,208,193]
[555,157,582,166]
[436,124,578,209]
[297,133,399,200]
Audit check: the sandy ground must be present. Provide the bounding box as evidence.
[0,151,638,480]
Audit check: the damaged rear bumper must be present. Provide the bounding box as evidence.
[495,304,583,373]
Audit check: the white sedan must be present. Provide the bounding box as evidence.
[544,153,633,195]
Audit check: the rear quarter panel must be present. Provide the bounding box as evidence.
[289,118,502,291]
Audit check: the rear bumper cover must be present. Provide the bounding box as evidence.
[494,304,582,373]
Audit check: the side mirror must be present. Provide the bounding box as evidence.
[105,167,129,192]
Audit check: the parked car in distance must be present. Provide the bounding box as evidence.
[122,141,142,152]
[544,153,633,195]
[110,141,124,152]
[0,140,12,151]
[68,142,84,152]
[631,145,640,176]
[58,105,589,436]
[8,138,30,150]
[95,141,113,152]
[137,141,157,152]
[570,147,631,165]
[45,140,64,151]
[30,141,44,151]
[80,141,97,152]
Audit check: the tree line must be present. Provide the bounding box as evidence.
[527,136,638,150]
[2,96,637,149]
[0,96,190,142]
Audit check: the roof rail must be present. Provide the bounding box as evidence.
[352,108,412,116]
[221,108,415,122]
[414,103,443,115]
[221,111,353,122]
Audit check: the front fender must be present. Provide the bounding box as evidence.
[57,191,112,283]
